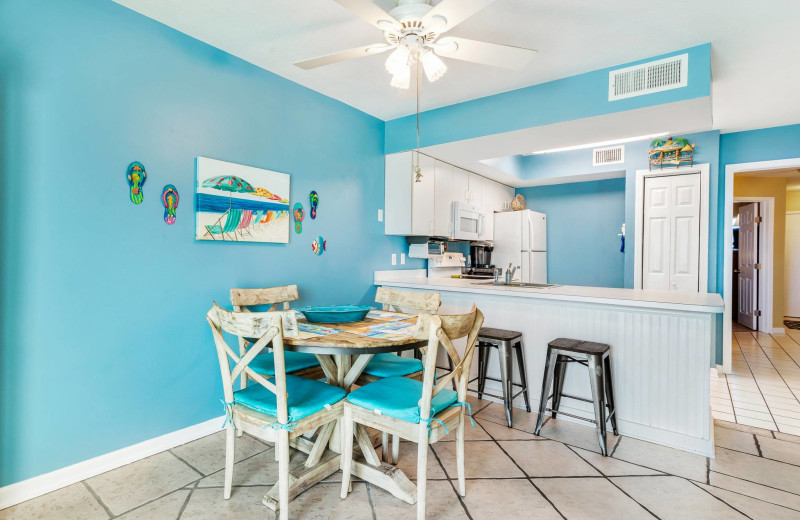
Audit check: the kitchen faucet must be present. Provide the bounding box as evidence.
[505,263,519,284]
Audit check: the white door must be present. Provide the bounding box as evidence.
[738,203,759,330]
[786,213,800,317]
[642,173,701,291]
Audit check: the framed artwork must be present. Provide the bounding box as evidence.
[195,157,290,243]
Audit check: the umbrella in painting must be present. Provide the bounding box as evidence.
[201,175,256,194]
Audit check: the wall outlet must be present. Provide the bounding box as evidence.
[378,209,383,222]
[401,253,406,265]
[391,253,397,265]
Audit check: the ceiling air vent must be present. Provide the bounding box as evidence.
[593,145,625,166]
[609,53,688,101]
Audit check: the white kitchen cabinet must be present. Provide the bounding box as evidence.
[433,161,453,237]
[384,151,435,236]
[467,172,483,208]
[453,167,470,204]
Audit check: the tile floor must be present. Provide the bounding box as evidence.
[4,398,800,519]
[711,323,800,434]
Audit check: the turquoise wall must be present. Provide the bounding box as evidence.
[516,179,626,288]
[0,0,421,486]
[385,44,711,153]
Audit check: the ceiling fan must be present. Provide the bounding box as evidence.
[295,0,537,89]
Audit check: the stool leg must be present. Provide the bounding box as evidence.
[498,340,514,427]
[534,348,558,436]
[603,355,618,435]
[551,355,567,419]
[514,341,531,412]
[477,345,489,400]
[587,355,608,456]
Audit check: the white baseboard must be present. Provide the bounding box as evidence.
[0,415,224,511]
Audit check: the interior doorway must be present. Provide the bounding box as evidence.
[731,200,764,331]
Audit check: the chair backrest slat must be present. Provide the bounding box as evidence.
[230,285,299,310]
[415,305,484,420]
[376,287,440,314]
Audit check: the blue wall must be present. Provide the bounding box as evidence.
[0,0,421,486]
[516,179,626,287]
[385,44,711,153]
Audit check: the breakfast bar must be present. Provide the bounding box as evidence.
[375,270,725,456]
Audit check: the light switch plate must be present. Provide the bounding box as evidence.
[401,253,406,264]
[391,253,397,265]
[378,209,383,222]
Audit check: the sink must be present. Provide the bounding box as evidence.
[471,281,561,289]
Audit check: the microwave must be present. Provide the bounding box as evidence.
[452,201,485,241]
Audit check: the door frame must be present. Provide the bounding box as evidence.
[732,197,774,338]
[723,158,800,374]
[634,164,710,292]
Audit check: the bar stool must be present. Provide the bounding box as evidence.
[533,338,618,455]
[468,328,530,427]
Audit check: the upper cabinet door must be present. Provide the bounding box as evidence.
[452,167,470,204]
[468,173,483,208]
[433,160,453,237]
[411,152,436,236]
[384,151,413,235]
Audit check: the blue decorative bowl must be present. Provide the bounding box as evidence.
[297,305,371,324]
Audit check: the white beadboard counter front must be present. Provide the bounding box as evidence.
[375,270,724,456]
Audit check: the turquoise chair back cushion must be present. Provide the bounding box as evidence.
[234,375,345,422]
[346,376,458,424]
[247,351,320,376]
[363,353,423,378]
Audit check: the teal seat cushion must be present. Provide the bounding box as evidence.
[346,376,458,424]
[234,375,346,422]
[248,351,320,376]
[363,353,423,377]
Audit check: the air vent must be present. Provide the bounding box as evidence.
[609,53,688,101]
[593,145,625,166]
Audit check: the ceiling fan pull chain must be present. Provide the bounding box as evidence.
[415,62,423,182]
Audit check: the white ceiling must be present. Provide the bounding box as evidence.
[114,0,800,131]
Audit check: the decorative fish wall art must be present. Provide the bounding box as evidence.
[293,203,305,234]
[312,236,326,256]
[162,185,179,225]
[126,162,146,204]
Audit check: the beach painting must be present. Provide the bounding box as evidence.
[195,157,290,243]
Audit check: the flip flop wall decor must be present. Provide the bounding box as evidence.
[126,162,146,204]
[162,185,179,225]
[293,202,304,234]
[309,191,319,219]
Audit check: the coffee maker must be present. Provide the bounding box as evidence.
[462,243,496,279]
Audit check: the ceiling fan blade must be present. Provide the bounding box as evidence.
[435,37,537,70]
[334,0,400,31]
[422,0,496,33]
[294,44,392,70]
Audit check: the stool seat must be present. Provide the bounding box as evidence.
[479,328,523,341]
[549,338,610,355]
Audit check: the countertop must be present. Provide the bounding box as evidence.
[374,274,724,313]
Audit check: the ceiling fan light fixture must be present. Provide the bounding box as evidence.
[385,45,410,75]
[421,49,447,82]
[390,65,411,89]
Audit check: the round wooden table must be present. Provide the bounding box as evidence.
[250,311,426,512]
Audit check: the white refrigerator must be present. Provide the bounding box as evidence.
[492,210,547,283]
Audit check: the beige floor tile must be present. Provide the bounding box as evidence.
[709,471,800,511]
[476,418,538,441]
[536,417,619,454]
[171,431,268,475]
[611,476,747,519]
[714,420,774,437]
[612,437,707,481]
[433,440,524,479]
[292,482,373,520]
[711,447,800,495]
[198,450,278,488]
[499,440,600,477]
[437,419,492,442]
[756,435,800,466]
[736,416,777,430]
[371,480,468,520]
[534,477,654,519]
[474,402,540,432]
[696,482,800,520]
[464,394,494,414]
[570,447,664,476]
[461,479,561,519]
[116,489,190,519]
[774,431,800,444]
[715,427,758,455]
[0,483,109,520]
[86,452,201,515]
[180,486,270,519]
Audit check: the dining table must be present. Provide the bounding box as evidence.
[245,309,427,513]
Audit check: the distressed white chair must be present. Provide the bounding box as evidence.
[341,305,484,520]
[357,287,441,463]
[230,285,323,385]
[207,303,346,520]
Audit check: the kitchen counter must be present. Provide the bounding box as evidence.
[375,269,722,456]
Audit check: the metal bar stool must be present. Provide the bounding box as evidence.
[468,328,530,427]
[533,338,618,455]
